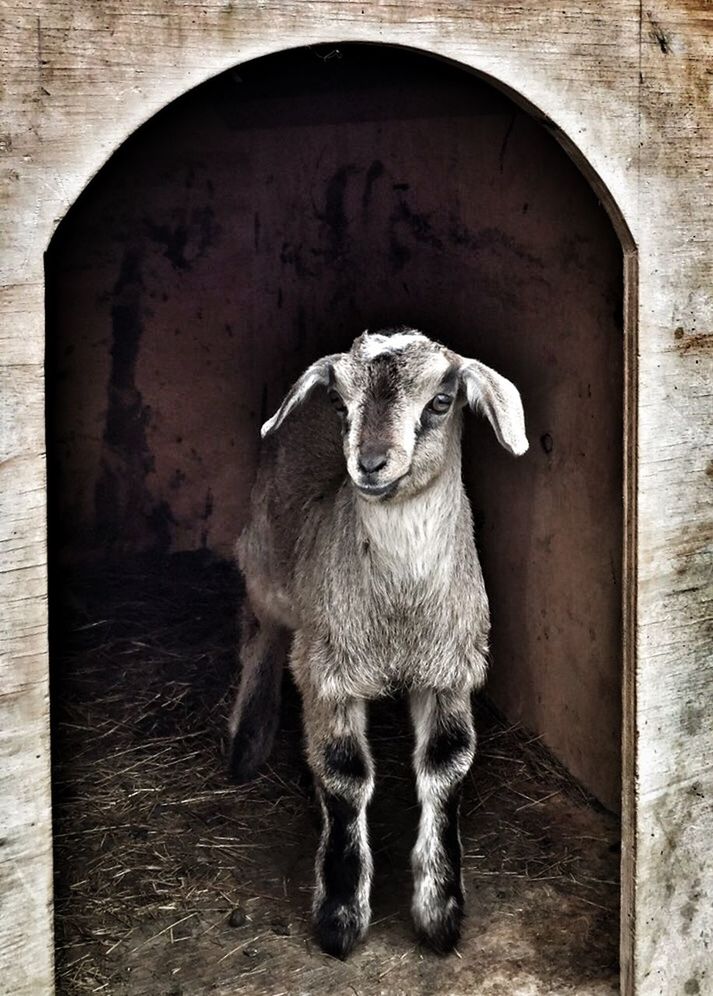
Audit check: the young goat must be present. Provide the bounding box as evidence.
[229,327,528,958]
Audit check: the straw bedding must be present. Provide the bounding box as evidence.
[52,553,619,995]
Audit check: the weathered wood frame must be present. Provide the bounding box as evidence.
[1,3,710,995]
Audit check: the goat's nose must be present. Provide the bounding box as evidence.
[358,447,389,474]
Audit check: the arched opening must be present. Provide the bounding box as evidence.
[46,43,628,993]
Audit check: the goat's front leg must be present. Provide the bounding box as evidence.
[301,687,374,959]
[409,686,476,953]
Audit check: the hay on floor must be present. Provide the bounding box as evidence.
[51,554,619,996]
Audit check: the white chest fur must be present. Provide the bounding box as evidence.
[357,479,459,583]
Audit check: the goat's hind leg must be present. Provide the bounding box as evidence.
[409,686,476,953]
[228,603,288,783]
[302,687,375,959]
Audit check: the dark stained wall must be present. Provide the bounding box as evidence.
[46,45,623,809]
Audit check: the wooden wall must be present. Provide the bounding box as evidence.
[1,3,711,995]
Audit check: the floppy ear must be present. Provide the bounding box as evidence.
[458,357,528,456]
[261,354,341,438]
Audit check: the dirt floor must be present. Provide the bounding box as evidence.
[51,555,620,996]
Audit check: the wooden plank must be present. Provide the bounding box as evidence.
[633,6,713,992]
[0,449,53,996]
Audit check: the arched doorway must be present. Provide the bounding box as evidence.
[46,43,631,993]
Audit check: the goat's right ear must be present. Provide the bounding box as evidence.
[261,354,341,438]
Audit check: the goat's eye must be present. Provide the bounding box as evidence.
[328,389,347,414]
[427,393,453,415]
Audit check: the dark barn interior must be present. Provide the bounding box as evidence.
[47,44,623,995]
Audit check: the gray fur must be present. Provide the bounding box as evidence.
[229,327,528,956]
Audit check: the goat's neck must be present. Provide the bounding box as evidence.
[355,458,463,575]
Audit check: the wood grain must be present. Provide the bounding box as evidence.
[1,1,711,993]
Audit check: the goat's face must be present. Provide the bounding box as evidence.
[329,331,463,500]
[262,327,528,501]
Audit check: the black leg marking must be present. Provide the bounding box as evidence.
[314,791,365,958]
[442,788,465,906]
[415,785,466,955]
[425,722,473,772]
[410,689,475,955]
[301,695,374,960]
[324,738,367,780]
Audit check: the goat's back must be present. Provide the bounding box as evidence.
[237,395,344,619]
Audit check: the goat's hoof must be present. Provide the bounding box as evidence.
[413,895,464,955]
[228,733,264,784]
[314,901,367,959]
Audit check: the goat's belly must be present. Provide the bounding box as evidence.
[290,621,488,700]
[388,633,488,693]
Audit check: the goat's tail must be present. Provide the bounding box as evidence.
[228,603,288,783]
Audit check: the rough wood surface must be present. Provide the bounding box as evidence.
[1,2,711,994]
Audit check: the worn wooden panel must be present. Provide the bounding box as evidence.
[1,2,711,995]
[632,5,713,995]
[0,447,53,995]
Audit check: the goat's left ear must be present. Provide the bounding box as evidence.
[457,357,529,456]
[261,354,341,438]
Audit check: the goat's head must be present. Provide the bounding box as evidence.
[262,327,528,500]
